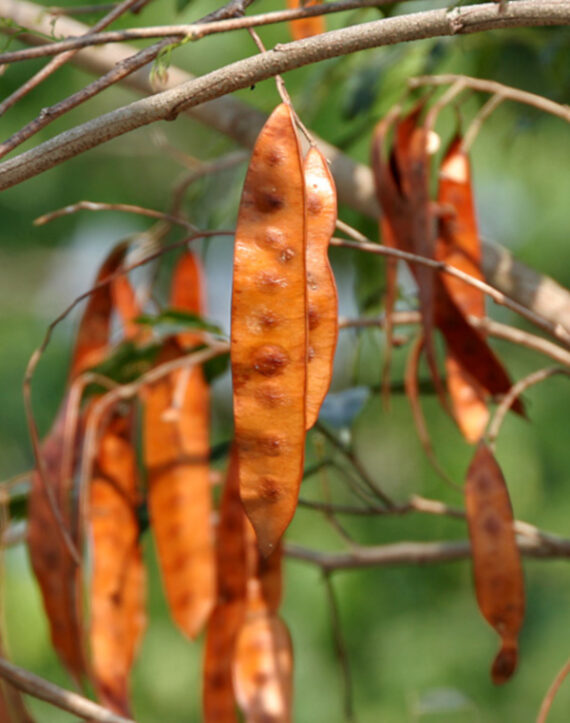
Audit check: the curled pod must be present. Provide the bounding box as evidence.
[231,103,307,557]
[465,442,525,684]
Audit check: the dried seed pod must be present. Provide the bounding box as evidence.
[89,411,146,715]
[437,137,489,442]
[231,103,307,557]
[287,0,325,41]
[203,447,247,722]
[304,146,338,429]
[144,252,215,639]
[465,442,525,684]
[233,613,293,723]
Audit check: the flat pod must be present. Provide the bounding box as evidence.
[203,450,248,722]
[465,442,525,684]
[27,402,87,684]
[231,103,307,557]
[144,253,215,638]
[304,147,338,429]
[286,0,325,41]
[437,138,489,442]
[232,612,293,723]
[89,412,146,715]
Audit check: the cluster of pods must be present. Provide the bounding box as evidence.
[25,97,527,722]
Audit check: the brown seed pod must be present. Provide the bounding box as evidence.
[231,103,307,557]
[304,146,338,430]
[465,441,525,684]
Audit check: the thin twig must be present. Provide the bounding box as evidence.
[0,0,257,158]
[409,74,570,125]
[315,422,395,507]
[487,367,570,448]
[34,200,198,232]
[0,656,134,723]
[537,658,570,723]
[0,0,417,64]
[284,533,570,572]
[332,226,570,347]
[341,312,570,368]
[322,572,356,723]
[462,93,505,152]
[0,0,143,122]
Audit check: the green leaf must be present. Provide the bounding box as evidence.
[176,0,193,13]
[136,309,224,339]
[86,341,162,390]
[203,351,230,385]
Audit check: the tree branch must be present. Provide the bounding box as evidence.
[1,1,569,191]
[1,0,570,336]
[284,534,570,572]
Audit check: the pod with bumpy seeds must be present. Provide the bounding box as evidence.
[304,146,338,430]
[231,103,307,557]
[465,441,525,684]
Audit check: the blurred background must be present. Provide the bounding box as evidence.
[1,1,569,720]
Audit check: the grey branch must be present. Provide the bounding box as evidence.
[0,656,134,723]
[1,0,569,191]
[1,0,570,335]
[285,534,570,572]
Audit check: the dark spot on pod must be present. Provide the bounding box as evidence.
[237,433,286,457]
[308,305,320,330]
[483,514,501,536]
[251,345,289,376]
[307,192,323,215]
[265,148,284,167]
[279,247,295,263]
[255,189,285,213]
[248,308,280,333]
[253,671,270,685]
[254,384,287,407]
[256,271,288,292]
[258,477,283,502]
[475,471,492,494]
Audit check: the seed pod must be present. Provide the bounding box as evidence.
[287,0,325,41]
[465,442,525,684]
[203,448,247,722]
[144,252,215,639]
[231,103,307,557]
[304,146,338,429]
[89,411,146,715]
[233,613,293,723]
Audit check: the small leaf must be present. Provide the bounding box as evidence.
[136,309,224,339]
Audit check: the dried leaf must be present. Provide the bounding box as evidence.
[231,103,307,557]
[465,442,525,684]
